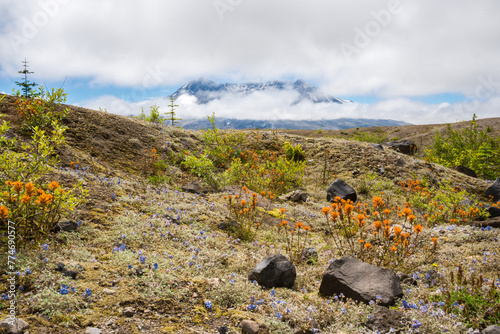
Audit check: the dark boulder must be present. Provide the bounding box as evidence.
[181,181,204,194]
[280,190,309,203]
[487,206,500,218]
[451,165,478,178]
[319,256,403,306]
[486,178,500,204]
[54,220,78,232]
[248,254,296,289]
[475,217,500,229]
[326,179,357,203]
[382,139,417,155]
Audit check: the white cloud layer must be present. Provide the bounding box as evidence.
[82,89,500,125]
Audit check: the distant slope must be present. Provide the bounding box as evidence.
[180,117,410,130]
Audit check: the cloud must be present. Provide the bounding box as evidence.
[81,88,500,125]
[1,0,500,100]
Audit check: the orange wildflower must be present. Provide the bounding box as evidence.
[432,237,438,245]
[13,181,23,192]
[408,214,416,222]
[37,193,53,206]
[390,246,397,252]
[295,222,304,229]
[394,226,402,237]
[303,225,311,231]
[49,181,60,191]
[21,193,32,204]
[374,220,382,230]
[373,196,384,208]
[321,207,331,215]
[414,224,423,234]
[402,207,412,217]
[330,211,339,221]
[280,208,286,213]
[0,205,8,219]
[364,243,372,250]
[241,200,246,206]
[280,220,288,227]
[25,182,35,196]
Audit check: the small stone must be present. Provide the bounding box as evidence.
[123,306,135,317]
[0,316,30,334]
[102,288,116,295]
[85,328,102,334]
[240,319,260,334]
[206,278,220,288]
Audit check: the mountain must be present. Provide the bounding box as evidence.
[170,78,350,104]
[171,78,408,130]
[180,118,409,130]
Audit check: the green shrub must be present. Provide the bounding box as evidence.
[424,114,500,179]
[1,96,87,245]
[398,178,486,226]
[351,129,388,144]
[283,141,305,162]
[181,153,221,191]
[223,149,305,195]
[138,104,163,123]
[14,86,69,131]
[201,113,246,168]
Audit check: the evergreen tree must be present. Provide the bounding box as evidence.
[165,97,181,126]
[15,58,37,97]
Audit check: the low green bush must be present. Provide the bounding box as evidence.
[425,114,500,179]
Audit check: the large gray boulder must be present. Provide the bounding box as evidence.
[326,179,357,203]
[482,325,500,334]
[486,178,500,204]
[248,254,296,289]
[319,256,403,306]
[0,316,29,334]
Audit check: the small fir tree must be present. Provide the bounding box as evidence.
[165,97,181,126]
[15,58,37,98]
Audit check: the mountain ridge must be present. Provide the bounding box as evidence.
[170,78,350,105]
[180,117,410,130]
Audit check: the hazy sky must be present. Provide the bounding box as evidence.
[1,0,499,124]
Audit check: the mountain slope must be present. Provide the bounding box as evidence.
[170,78,350,104]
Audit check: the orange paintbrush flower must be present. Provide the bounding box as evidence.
[0,205,9,219]
[414,224,423,234]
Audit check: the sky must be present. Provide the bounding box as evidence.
[0,0,499,124]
